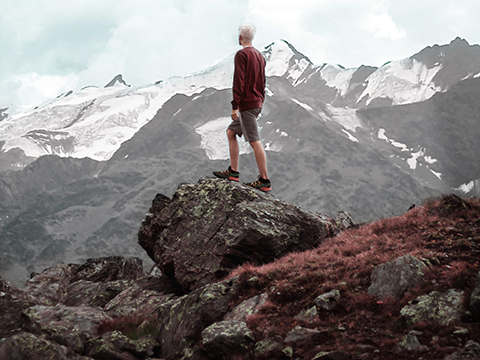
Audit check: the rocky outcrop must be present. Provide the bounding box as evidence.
[1,186,477,360]
[138,177,334,293]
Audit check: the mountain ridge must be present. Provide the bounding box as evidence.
[0,38,479,287]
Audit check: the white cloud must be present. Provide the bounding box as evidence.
[2,0,480,108]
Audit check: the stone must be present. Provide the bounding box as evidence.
[368,255,427,300]
[393,333,428,353]
[254,339,284,359]
[400,289,465,326]
[311,350,351,360]
[138,177,332,293]
[100,331,159,359]
[294,306,319,324]
[64,279,133,307]
[224,292,268,322]
[72,256,145,283]
[444,340,480,360]
[103,279,175,318]
[22,304,113,353]
[155,277,238,359]
[284,326,324,345]
[335,211,355,231]
[85,337,137,360]
[314,289,341,312]
[24,263,77,305]
[201,320,255,358]
[0,332,71,360]
[0,276,38,338]
[469,270,480,321]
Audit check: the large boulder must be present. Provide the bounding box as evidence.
[368,255,427,300]
[138,177,332,293]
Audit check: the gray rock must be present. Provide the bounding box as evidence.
[284,326,324,345]
[224,292,268,322]
[444,340,480,360]
[85,337,137,360]
[22,304,112,353]
[65,279,133,307]
[400,289,465,326]
[311,350,351,360]
[100,331,159,359]
[24,263,76,305]
[0,332,71,360]
[314,289,341,311]
[294,306,319,324]
[368,254,427,300]
[0,276,38,338]
[254,339,284,359]
[138,177,332,293]
[155,277,238,359]
[335,211,355,231]
[201,320,255,358]
[394,333,428,353]
[469,270,480,321]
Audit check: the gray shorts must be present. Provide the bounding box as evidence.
[227,108,262,142]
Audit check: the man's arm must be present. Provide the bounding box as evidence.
[231,50,246,112]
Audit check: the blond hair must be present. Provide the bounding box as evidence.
[238,23,256,43]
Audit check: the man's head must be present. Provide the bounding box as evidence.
[238,23,256,45]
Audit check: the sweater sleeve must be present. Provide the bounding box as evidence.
[231,51,245,110]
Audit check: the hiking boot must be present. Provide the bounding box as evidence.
[244,176,271,192]
[213,166,239,182]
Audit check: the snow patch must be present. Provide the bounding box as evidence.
[320,65,356,96]
[342,129,359,142]
[291,98,313,111]
[265,41,295,77]
[195,117,252,160]
[359,58,443,106]
[455,179,480,193]
[325,105,363,132]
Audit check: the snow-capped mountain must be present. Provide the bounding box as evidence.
[1,38,480,288]
[4,38,480,171]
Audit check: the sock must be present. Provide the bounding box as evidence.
[229,166,239,174]
[259,176,270,183]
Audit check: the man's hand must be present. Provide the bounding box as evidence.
[231,109,239,121]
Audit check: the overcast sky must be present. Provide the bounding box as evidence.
[1,0,480,109]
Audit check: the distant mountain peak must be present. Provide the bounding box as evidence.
[105,74,130,88]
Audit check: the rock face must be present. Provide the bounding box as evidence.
[138,177,333,293]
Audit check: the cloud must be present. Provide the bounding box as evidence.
[2,0,480,108]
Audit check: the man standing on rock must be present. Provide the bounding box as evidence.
[213,23,271,192]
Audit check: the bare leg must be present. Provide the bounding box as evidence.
[227,128,239,172]
[250,140,268,179]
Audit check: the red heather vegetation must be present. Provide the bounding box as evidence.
[228,194,480,359]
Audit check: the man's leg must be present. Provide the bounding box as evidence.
[250,140,268,180]
[227,128,239,172]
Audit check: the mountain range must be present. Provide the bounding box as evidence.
[1,37,479,288]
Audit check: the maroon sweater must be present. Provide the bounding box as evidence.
[231,46,266,112]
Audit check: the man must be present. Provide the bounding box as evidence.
[213,23,271,192]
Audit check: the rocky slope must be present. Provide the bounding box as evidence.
[0,179,479,360]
